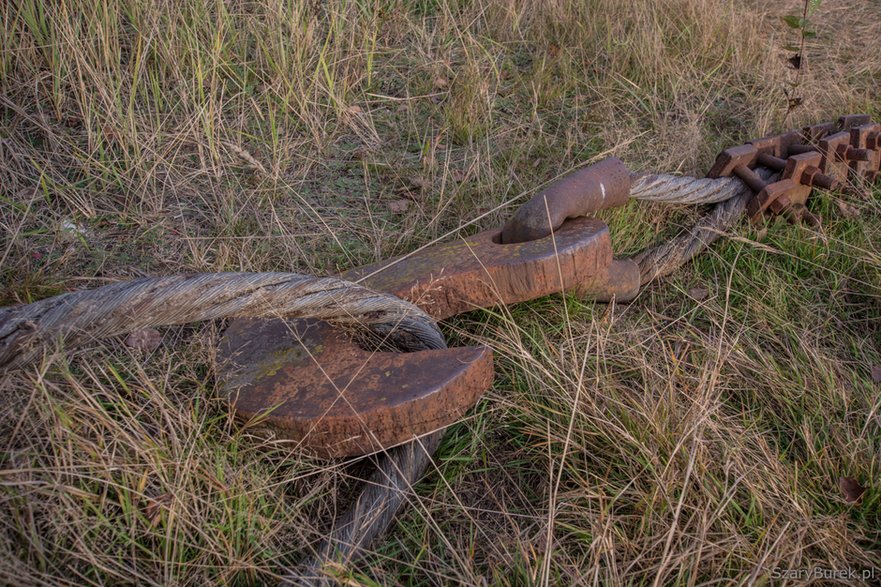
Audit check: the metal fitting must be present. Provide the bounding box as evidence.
[499,157,631,244]
[835,144,871,162]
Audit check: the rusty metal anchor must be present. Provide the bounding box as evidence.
[220,112,881,458]
[217,159,638,458]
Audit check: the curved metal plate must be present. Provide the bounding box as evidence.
[219,318,493,458]
[344,217,618,318]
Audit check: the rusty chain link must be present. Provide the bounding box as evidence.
[707,113,881,224]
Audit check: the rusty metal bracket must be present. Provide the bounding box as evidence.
[707,143,817,223]
[218,158,640,457]
[746,152,831,223]
[707,113,879,223]
[749,130,803,159]
[850,123,881,182]
[817,131,855,184]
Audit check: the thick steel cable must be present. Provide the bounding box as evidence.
[0,272,449,585]
[282,431,445,585]
[0,272,444,372]
[630,172,747,205]
[626,170,776,284]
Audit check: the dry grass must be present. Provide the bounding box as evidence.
[1,0,880,584]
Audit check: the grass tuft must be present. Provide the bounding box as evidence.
[1,0,880,584]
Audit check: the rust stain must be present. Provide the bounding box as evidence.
[218,212,639,457]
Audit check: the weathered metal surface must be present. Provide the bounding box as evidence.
[499,158,631,244]
[745,153,831,222]
[818,131,854,183]
[219,217,635,457]
[219,115,881,459]
[707,115,881,223]
[793,118,881,183]
[219,318,493,458]
[707,144,758,179]
[345,217,638,317]
[755,152,789,171]
[849,123,881,181]
[582,258,641,302]
[789,152,837,190]
[802,121,836,143]
[787,143,819,156]
[746,178,798,221]
[838,114,872,130]
[750,131,803,159]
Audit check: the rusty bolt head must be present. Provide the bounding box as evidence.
[800,165,838,190]
[768,194,793,215]
[836,144,871,162]
[746,178,800,222]
[780,152,822,206]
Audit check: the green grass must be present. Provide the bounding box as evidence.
[1,0,881,584]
